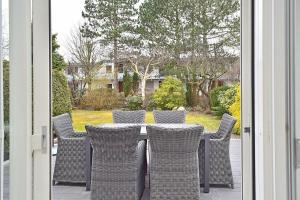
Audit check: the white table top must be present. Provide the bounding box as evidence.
[98,123,203,135]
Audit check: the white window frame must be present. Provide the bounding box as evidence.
[9,0,51,200]
[253,0,289,199]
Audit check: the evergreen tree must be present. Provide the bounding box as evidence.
[123,70,132,97]
[52,34,67,71]
[132,72,139,94]
[82,0,139,91]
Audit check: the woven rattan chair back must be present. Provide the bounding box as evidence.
[112,110,146,124]
[216,113,237,140]
[85,125,143,200]
[52,113,74,138]
[147,125,203,200]
[153,110,186,124]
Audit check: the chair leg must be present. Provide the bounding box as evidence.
[52,180,56,186]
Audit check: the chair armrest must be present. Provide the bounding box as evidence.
[72,132,87,138]
[60,137,86,146]
[201,132,219,140]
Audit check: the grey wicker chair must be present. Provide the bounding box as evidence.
[199,113,237,188]
[153,110,186,123]
[52,113,87,184]
[112,110,146,124]
[85,125,147,200]
[147,125,203,200]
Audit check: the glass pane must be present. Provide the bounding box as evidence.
[51,0,242,199]
[2,0,9,199]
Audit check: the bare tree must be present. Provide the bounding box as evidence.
[67,27,102,104]
[126,49,167,102]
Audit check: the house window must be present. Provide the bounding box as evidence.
[106,65,112,73]
[118,64,124,73]
[107,84,113,89]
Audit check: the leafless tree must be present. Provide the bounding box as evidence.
[67,27,102,104]
[126,48,168,102]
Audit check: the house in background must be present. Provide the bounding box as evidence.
[65,60,164,95]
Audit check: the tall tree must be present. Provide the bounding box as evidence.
[52,34,67,71]
[82,0,139,91]
[51,34,72,115]
[67,28,102,90]
[139,0,189,65]
[139,0,240,109]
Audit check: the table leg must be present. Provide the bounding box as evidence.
[85,137,92,191]
[204,134,210,193]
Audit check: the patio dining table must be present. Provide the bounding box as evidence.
[85,123,210,193]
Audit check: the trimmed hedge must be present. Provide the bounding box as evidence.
[52,70,72,116]
[81,88,125,110]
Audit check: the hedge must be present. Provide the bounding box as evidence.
[52,70,72,116]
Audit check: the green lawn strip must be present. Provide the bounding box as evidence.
[71,109,221,132]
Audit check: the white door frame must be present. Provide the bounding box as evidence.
[253,0,289,199]
[241,0,254,200]
[32,0,51,199]
[9,0,33,199]
[9,0,51,199]
[8,0,259,199]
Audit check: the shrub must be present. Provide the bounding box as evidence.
[81,88,125,110]
[52,70,72,116]
[218,85,237,111]
[125,95,143,110]
[152,76,186,110]
[209,85,230,108]
[229,84,241,134]
[132,72,139,94]
[123,70,132,97]
[3,60,9,123]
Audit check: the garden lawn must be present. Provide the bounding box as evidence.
[72,109,221,132]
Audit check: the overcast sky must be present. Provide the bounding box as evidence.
[2,0,85,59]
[52,0,85,58]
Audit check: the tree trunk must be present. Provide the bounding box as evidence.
[141,78,147,102]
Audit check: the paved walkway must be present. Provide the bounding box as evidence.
[3,139,241,200]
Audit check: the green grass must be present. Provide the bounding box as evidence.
[72,109,221,132]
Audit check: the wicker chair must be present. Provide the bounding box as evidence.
[153,110,186,124]
[85,125,147,200]
[147,125,203,200]
[112,110,146,124]
[199,113,237,188]
[52,113,87,184]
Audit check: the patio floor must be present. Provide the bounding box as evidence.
[3,139,241,200]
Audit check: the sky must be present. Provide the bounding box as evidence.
[1,0,85,58]
[51,0,85,58]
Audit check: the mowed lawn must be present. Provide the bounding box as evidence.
[72,109,221,132]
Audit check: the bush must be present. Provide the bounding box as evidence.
[152,76,186,110]
[218,86,237,110]
[209,85,230,108]
[52,70,72,116]
[81,88,125,110]
[125,95,143,110]
[123,70,132,97]
[229,85,241,134]
[3,60,9,123]
[210,85,238,117]
[132,72,139,94]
